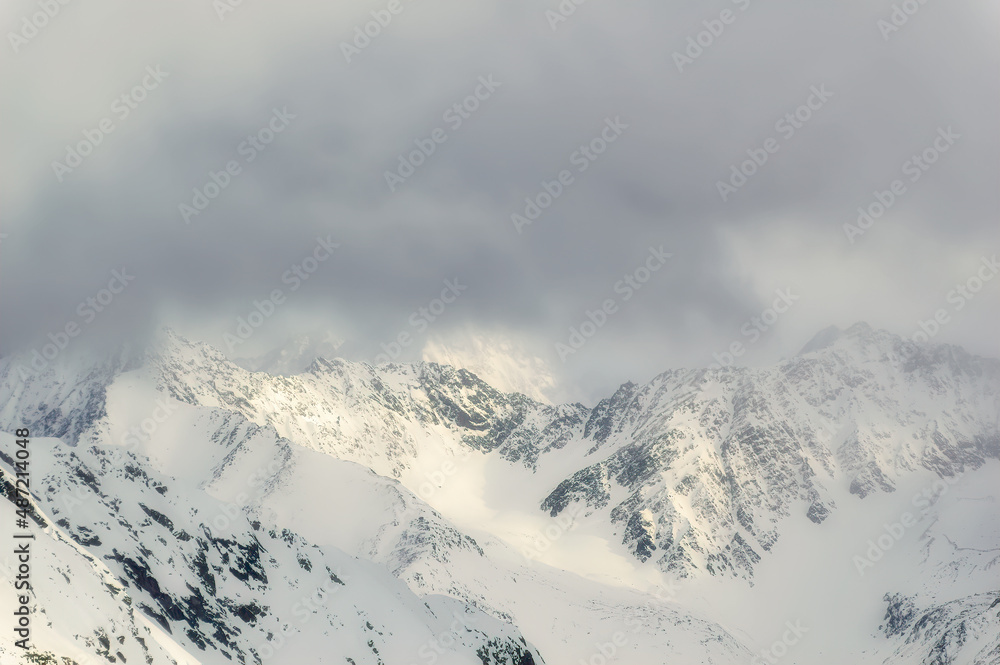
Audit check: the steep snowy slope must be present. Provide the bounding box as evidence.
[536,323,999,580]
[0,428,540,665]
[0,336,753,664]
[198,415,750,663]
[0,433,190,665]
[128,324,998,586]
[0,322,997,664]
[876,462,1000,665]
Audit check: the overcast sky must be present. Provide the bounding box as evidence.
[2,0,998,402]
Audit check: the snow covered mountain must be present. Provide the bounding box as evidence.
[1,322,997,664]
[234,333,345,377]
[420,329,567,404]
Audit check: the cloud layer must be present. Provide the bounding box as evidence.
[2,0,998,400]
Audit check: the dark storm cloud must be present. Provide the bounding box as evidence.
[2,0,997,398]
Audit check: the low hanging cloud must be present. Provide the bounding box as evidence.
[1,0,997,401]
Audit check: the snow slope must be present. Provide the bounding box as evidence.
[0,322,997,664]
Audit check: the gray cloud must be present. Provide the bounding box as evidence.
[2,0,997,400]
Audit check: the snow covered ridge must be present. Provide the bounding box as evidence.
[0,431,541,665]
[0,321,997,664]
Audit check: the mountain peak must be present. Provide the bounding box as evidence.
[798,324,844,355]
[420,329,567,404]
[235,332,345,375]
[798,321,880,355]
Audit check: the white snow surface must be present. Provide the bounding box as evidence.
[0,322,997,664]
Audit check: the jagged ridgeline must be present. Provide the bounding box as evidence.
[0,322,997,664]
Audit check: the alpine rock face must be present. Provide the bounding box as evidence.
[0,322,997,664]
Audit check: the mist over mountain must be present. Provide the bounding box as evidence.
[1,323,997,664]
[3,2,998,661]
